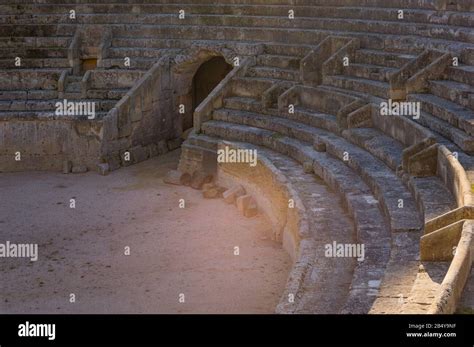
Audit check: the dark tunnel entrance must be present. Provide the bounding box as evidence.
[187,56,233,130]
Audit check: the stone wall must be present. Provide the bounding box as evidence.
[100,55,179,171]
[0,116,102,172]
[437,145,472,207]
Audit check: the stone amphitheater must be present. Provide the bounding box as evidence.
[1,0,473,314]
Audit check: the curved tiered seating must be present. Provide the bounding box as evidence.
[1,0,473,314]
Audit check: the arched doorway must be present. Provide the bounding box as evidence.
[185,56,232,130]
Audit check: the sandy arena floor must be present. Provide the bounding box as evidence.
[0,150,291,314]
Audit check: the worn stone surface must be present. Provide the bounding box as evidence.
[2,0,474,315]
[62,160,72,174]
[97,163,109,176]
[223,185,246,204]
[236,194,256,215]
[203,186,221,199]
[163,169,183,186]
[72,165,88,174]
[190,171,213,190]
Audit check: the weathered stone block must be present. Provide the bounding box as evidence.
[62,160,72,174]
[181,172,192,186]
[164,170,183,185]
[223,185,245,204]
[72,165,88,174]
[157,140,168,155]
[314,138,326,152]
[103,109,119,141]
[190,171,213,190]
[303,161,313,174]
[129,94,143,123]
[147,143,159,158]
[203,183,221,199]
[107,152,121,171]
[97,163,109,176]
[236,194,258,218]
[167,137,183,151]
[130,145,148,163]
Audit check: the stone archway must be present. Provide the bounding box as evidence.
[190,56,232,130]
[171,47,237,136]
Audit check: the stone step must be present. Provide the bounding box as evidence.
[87,70,144,90]
[430,80,474,110]
[2,0,456,11]
[99,58,158,70]
[343,63,396,83]
[342,127,405,171]
[212,107,332,142]
[289,84,362,116]
[457,268,474,314]
[111,25,382,50]
[0,58,69,69]
[402,108,474,154]
[369,231,422,314]
[107,47,179,59]
[0,24,76,37]
[410,93,474,136]
[247,66,299,81]
[0,47,68,59]
[198,120,397,312]
[67,76,82,82]
[255,145,356,314]
[0,69,65,90]
[111,38,260,56]
[318,133,423,233]
[7,13,472,44]
[0,89,58,101]
[446,65,474,86]
[355,49,415,68]
[407,176,457,223]
[462,48,474,65]
[315,84,368,102]
[293,107,339,134]
[221,103,338,134]
[111,37,188,49]
[185,132,219,151]
[230,77,275,98]
[85,88,129,100]
[0,110,108,121]
[323,75,390,99]
[0,98,117,112]
[257,54,300,70]
[401,262,450,314]
[110,23,474,54]
[208,109,422,233]
[264,43,313,57]
[65,82,81,93]
[223,96,263,113]
[0,36,70,48]
[6,3,471,25]
[61,92,83,100]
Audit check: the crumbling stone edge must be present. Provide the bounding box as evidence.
[214,142,315,314]
[429,220,473,314]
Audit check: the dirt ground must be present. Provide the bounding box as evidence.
[0,150,291,314]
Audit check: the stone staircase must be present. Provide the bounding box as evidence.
[179,37,469,312]
[323,47,418,101]
[1,0,473,314]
